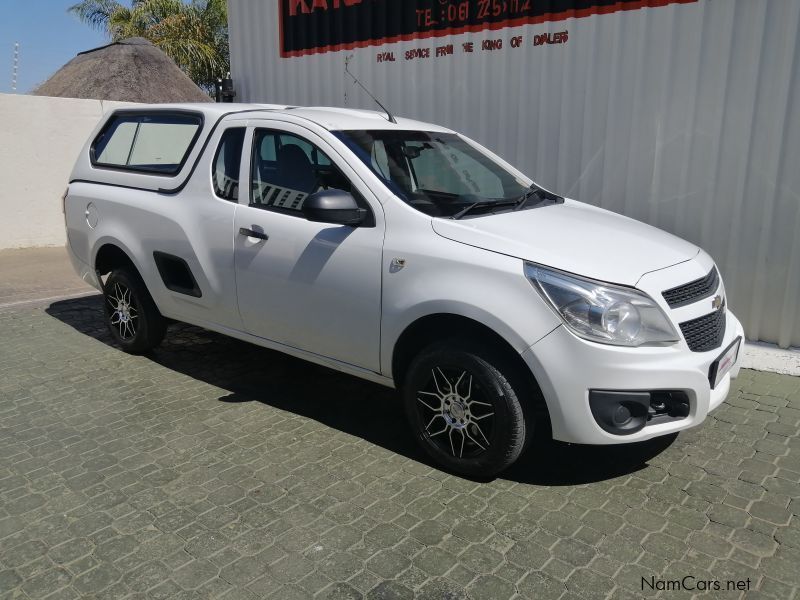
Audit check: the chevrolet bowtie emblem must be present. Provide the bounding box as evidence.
[712,295,723,310]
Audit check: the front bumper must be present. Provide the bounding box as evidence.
[521,309,744,445]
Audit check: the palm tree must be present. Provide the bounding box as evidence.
[69,0,229,91]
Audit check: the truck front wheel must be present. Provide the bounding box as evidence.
[403,340,529,478]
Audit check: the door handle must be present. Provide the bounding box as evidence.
[239,227,269,241]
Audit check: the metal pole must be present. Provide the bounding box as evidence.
[11,42,19,93]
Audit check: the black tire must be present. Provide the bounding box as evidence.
[103,268,166,354]
[402,340,531,478]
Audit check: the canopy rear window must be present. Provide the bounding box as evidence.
[91,112,203,175]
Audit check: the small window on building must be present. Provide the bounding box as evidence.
[92,112,202,175]
[212,128,245,201]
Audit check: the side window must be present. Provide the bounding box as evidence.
[370,140,391,179]
[212,128,245,201]
[92,112,202,175]
[250,130,352,214]
[278,135,332,166]
[95,120,138,165]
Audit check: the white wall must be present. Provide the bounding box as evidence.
[228,0,800,348]
[0,94,133,249]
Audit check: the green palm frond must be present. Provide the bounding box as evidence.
[68,0,125,32]
[69,0,229,91]
[107,7,139,40]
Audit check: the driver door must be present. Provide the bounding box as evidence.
[233,121,384,372]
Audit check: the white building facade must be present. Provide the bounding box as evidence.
[228,0,800,348]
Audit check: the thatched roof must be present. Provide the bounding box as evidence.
[33,38,211,103]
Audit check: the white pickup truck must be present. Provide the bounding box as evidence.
[65,103,743,476]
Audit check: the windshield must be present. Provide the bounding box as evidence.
[334,130,559,218]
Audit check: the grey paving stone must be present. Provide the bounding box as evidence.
[318,551,362,581]
[641,532,688,561]
[0,570,22,592]
[416,577,468,599]
[365,549,410,579]
[565,568,615,600]
[171,558,219,589]
[1,540,48,568]
[412,546,458,576]
[365,580,413,600]
[749,501,793,525]
[506,539,551,569]
[456,544,503,573]
[552,538,597,567]
[466,574,515,600]
[123,560,172,593]
[707,504,750,528]
[451,519,493,544]
[72,563,121,595]
[761,555,800,587]
[517,570,566,600]
[320,582,364,600]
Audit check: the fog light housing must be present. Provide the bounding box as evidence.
[589,390,691,435]
[589,391,650,435]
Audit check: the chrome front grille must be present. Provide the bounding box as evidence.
[662,267,719,308]
[679,301,727,352]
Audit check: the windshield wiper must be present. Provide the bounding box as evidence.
[513,185,543,211]
[450,184,549,219]
[451,199,518,220]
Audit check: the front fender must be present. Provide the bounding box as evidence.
[379,227,561,376]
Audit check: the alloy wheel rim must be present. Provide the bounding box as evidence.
[107,282,138,340]
[416,367,495,459]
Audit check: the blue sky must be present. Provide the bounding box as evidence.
[1,1,107,94]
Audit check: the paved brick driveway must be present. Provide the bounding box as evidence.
[1,296,798,600]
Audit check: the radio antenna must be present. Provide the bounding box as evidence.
[345,55,396,124]
[11,42,19,93]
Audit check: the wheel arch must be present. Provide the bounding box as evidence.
[391,314,536,392]
[392,312,551,442]
[94,242,139,277]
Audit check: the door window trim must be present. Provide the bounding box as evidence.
[211,126,246,202]
[248,126,375,226]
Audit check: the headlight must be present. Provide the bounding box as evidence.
[525,262,679,346]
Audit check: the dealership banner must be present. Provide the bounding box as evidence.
[280,0,696,57]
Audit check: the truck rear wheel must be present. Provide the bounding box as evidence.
[103,268,166,354]
[403,340,529,478]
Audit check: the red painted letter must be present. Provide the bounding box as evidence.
[289,0,309,16]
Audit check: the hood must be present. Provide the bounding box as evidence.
[431,199,699,285]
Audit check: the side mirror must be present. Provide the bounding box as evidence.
[302,189,367,226]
